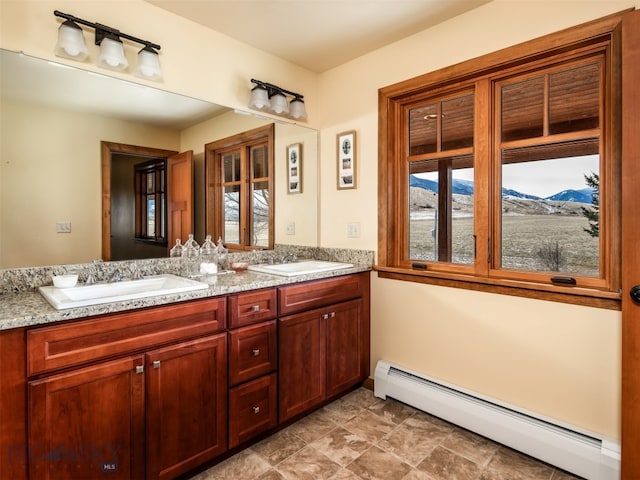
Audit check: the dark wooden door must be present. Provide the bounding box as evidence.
[146,334,227,480]
[326,299,363,398]
[621,8,640,480]
[167,150,194,250]
[278,308,326,422]
[28,355,145,480]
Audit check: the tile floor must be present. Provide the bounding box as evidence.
[190,387,583,480]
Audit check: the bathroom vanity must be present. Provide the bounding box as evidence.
[0,263,370,480]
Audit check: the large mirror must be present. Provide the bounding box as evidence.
[0,49,319,269]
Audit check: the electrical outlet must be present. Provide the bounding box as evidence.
[347,222,360,238]
[56,221,71,233]
[286,222,295,235]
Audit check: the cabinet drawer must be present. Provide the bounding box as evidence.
[228,373,277,449]
[229,288,277,328]
[27,297,227,376]
[228,320,277,386]
[278,273,366,316]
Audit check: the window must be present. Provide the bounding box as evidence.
[134,158,166,243]
[378,14,622,307]
[205,124,275,250]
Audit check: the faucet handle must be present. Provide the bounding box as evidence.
[129,263,143,280]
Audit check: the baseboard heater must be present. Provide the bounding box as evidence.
[374,360,620,480]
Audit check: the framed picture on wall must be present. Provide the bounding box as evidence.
[287,143,302,194]
[337,130,356,190]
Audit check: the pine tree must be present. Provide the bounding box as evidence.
[581,172,599,238]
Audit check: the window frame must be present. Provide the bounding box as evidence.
[204,123,275,251]
[134,158,167,245]
[377,12,623,309]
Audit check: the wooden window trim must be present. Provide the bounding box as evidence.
[378,11,627,308]
[204,124,275,250]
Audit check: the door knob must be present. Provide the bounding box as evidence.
[630,285,640,303]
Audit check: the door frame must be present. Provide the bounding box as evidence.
[621,8,640,480]
[100,142,178,261]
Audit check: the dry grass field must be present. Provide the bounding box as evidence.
[409,214,599,276]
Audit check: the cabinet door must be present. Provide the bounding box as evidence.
[326,299,364,398]
[28,355,145,480]
[278,308,326,422]
[146,334,227,480]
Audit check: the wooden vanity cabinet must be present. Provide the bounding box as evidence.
[25,297,227,480]
[227,288,278,448]
[278,272,370,422]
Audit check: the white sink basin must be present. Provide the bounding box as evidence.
[247,260,353,277]
[39,274,209,310]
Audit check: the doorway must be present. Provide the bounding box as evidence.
[100,142,178,261]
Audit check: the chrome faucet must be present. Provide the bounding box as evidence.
[281,253,297,264]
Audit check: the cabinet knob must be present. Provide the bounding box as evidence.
[252,406,260,414]
[135,365,144,374]
[252,305,260,312]
[153,360,161,369]
[330,312,336,318]
[252,349,260,357]
[321,313,328,320]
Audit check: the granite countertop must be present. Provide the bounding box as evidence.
[0,265,372,331]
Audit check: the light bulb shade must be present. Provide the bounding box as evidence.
[248,85,270,110]
[54,20,89,61]
[97,35,128,71]
[133,46,162,81]
[269,92,289,115]
[289,98,307,120]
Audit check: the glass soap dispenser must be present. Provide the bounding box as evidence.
[170,239,183,258]
[199,235,218,274]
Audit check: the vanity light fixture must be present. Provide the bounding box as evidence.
[248,79,307,120]
[53,10,162,80]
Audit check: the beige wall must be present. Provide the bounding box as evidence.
[316,0,637,441]
[181,112,319,246]
[0,99,180,267]
[2,0,635,442]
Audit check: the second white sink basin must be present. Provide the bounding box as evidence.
[248,260,353,277]
[39,274,209,310]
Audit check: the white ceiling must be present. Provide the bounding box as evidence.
[145,0,491,73]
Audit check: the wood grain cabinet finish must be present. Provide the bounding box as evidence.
[228,288,277,328]
[278,273,371,423]
[28,355,146,480]
[146,334,227,480]
[228,373,277,448]
[24,298,228,480]
[27,297,226,376]
[227,288,279,448]
[228,320,277,386]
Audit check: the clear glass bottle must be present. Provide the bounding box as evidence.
[199,235,218,274]
[169,239,183,258]
[215,237,228,270]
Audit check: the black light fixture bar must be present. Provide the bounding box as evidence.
[251,78,303,100]
[53,10,161,50]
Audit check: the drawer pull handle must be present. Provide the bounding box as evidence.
[153,360,161,369]
[135,365,144,374]
[252,349,260,357]
[252,305,260,312]
[252,406,260,414]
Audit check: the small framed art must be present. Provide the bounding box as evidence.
[287,143,302,193]
[337,130,356,189]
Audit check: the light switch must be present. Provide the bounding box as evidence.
[56,221,71,233]
[286,222,295,235]
[347,222,360,238]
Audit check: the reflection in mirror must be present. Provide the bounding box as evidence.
[0,49,319,269]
